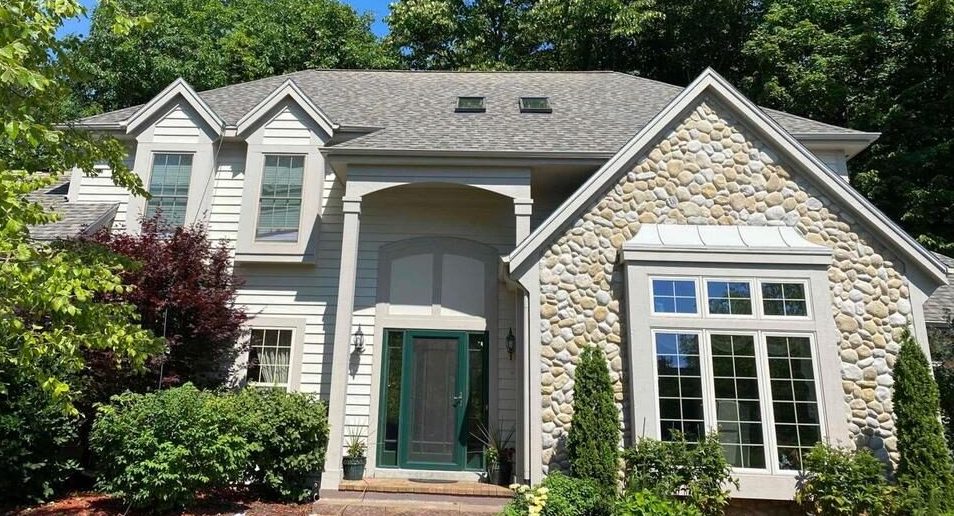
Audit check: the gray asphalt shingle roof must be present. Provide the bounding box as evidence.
[27,178,117,241]
[926,253,954,326]
[77,70,867,154]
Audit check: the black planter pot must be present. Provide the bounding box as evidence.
[498,459,514,487]
[486,461,500,485]
[342,456,366,481]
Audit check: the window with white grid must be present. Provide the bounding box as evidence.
[256,155,304,242]
[648,274,824,474]
[145,153,193,225]
[247,328,293,387]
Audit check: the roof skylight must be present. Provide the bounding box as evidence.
[456,96,486,113]
[519,96,552,113]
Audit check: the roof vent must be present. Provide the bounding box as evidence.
[519,96,551,113]
[456,96,486,113]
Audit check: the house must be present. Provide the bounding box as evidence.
[69,68,948,501]
[26,176,117,241]
[925,253,954,330]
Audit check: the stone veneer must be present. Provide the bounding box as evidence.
[538,99,911,471]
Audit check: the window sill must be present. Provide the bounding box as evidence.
[732,471,798,500]
[234,250,316,264]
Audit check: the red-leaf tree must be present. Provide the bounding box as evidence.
[85,216,247,391]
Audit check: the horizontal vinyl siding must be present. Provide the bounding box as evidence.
[154,105,201,143]
[73,153,135,230]
[234,170,344,401]
[262,107,312,146]
[208,143,246,244]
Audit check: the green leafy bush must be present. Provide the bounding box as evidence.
[0,372,81,505]
[622,432,736,516]
[90,384,249,511]
[502,472,610,516]
[614,489,702,516]
[567,345,620,490]
[226,387,328,501]
[894,331,954,513]
[794,443,892,515]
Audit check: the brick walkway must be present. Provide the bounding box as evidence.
[313,479,510,515]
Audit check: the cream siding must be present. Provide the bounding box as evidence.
[262,106,313,146]
[153,105,202,143]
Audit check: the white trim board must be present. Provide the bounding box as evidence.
[505,68,947,286]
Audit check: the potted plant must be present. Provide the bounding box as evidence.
[474,422,515,486]
[342,426,367,481]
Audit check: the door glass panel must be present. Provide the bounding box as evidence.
[466,333,488,469]
[408,337,459,464]
[378,330,404,467]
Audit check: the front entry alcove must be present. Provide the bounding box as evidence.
[372,236,501,475]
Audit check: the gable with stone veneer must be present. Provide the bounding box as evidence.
[538,97,909,471]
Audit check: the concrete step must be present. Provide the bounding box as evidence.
[312,495,507,515]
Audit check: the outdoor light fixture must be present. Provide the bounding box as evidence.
[506,328,516,360]
[352,325,365,353]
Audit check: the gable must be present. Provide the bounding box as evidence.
[507,69,946,286]
[263,105,313,146]
[125,78,224,137]
[153,104,202,143]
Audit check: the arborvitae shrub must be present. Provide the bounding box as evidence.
[894,331,954,513]
[566,345,620,490]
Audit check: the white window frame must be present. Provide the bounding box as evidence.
[649,276,701,317]
[756,279,813,320]
[702,278,756,319]
[144,152,195,226]
[242,316,306,392]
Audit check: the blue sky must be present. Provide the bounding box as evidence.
[58,0,392,38]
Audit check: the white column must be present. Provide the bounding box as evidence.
[514,198,533,244]
[321,195,362,490]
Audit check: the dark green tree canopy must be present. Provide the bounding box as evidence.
[72,0,396,113]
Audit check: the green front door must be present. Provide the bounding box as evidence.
[378,329,488,471]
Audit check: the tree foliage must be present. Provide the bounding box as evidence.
[0,0,162,410]
[71,0,396,113]
[893,331,954,513]
[566,345,620,490]
[85,217,247,392]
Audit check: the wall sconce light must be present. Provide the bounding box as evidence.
[506,328,516,360]
[353,325,365,353]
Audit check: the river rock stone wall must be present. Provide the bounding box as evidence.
[538,98,910,471]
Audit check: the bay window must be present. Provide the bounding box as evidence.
[624,224,845,498]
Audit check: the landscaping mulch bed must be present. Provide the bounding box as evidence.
[12,490,315,516]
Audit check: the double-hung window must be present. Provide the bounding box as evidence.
[247,328,294,387]
[648,276,823,473]
[256,155,304,242]
[146,153,193,225]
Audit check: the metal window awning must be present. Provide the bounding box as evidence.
[621,224,833,265]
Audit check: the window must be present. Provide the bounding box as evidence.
[646,274,824,474]
[710,334,765,468]
[654,330,822,473]
[706,280,752,315]
[145,153,193,225]
[767,335,821,470]
[247,328,293,387]
[655,332,705,441]
[456,96,486,113]
[761,282,808,317]
[256,155,304,242]
[519,96,551,113]
[652,279,698,314]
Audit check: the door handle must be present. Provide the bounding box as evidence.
[453,393,463,407]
